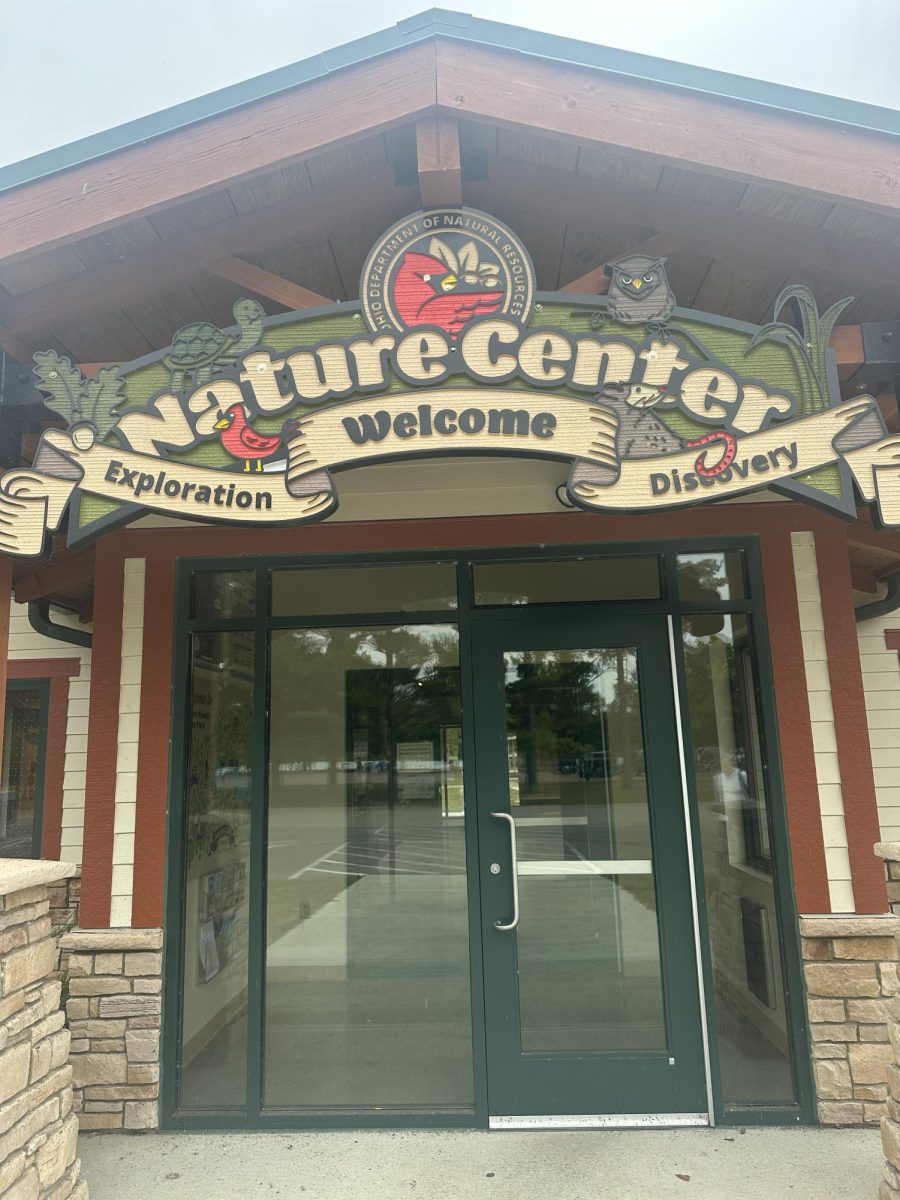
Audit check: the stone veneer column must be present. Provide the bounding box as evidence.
[874,843,900,1197]
[802,913,899,1125]
[58,929,162,1131]
[0,858,86,1200]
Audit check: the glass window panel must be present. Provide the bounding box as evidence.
[681,613,795,1105]
[473,557,660,606]
[676,551,746,602]
[0,686,46,858]
[503,648,666,1052]
[190,570,255,620]
[179,632,254,1110]
[265,624,473,1110]
[271,563,457,617]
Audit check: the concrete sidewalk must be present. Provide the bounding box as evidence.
[80,1127,881,1199]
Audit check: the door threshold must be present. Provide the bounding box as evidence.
[489,1113,710,1130]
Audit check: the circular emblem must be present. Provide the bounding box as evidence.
[360,208,535,340]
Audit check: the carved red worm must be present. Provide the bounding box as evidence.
[686,431,737,478]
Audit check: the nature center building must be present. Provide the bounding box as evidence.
[2,9,900,1133]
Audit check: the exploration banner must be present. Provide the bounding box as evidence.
[3,206,897,556]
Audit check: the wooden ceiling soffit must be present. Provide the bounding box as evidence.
[467,159,900,294]
[416,116,463,207]
[435,40,900,216]
[0,163,414,350]
[0,42,438,264]
[14,547,95,605]
[847,524,900,561]
[0,321,32,364]
[207,257,331,309]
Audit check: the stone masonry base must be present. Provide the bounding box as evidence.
[801,913,898,1127]
[59,929,162,1132]
[0,860,86,1200]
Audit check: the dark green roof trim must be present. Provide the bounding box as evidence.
[2,7,898,198]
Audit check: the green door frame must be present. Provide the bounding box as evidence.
[471,611,707,1120]
[160,536,815,1129]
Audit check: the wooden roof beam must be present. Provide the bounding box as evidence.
[0,163,417,353]
[416,116,462,207]
[0,43,438,264]
[207,256,331,309]
[436,40,900,215]
[561,232,684,295]
[851,563,879,594]
[3,37,899,268]
[467,158,900,295]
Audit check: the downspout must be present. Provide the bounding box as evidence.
[855,573,900,623]
[27,599,92,649]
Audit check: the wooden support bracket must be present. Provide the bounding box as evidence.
[561,233,684,295]
[416,116,463,208]
[207,256,331,310]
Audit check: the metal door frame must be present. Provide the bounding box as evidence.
[160,536,815,1129]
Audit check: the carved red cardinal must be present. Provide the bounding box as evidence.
[214,404,282,472]
[393,250,504,339]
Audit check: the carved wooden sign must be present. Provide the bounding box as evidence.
[1,207,897,556]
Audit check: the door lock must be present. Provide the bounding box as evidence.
[490,862,501,875]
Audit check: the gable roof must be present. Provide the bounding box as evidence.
[2,6,899,198]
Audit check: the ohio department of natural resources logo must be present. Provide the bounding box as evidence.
[360,208,535,340]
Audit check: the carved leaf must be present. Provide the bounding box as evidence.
[457,240,479,274]
[32,351,87,426]
[84,366,128,438]
[428,237,457,271]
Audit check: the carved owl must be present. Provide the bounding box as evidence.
[605,255,675,325]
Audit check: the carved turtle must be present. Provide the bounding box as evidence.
[164,298,265,390]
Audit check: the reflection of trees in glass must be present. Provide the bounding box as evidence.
[187,632,254,842]
[504,651,640,794]
[677,552,743,603]
[269,625,460,775]
[680,618,793,1102]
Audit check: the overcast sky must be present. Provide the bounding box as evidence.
[1,0,898,169]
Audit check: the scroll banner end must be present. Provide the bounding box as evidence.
[0,470,76,557]
[844,435,900,525]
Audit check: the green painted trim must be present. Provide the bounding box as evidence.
[246,567,269,1119]
[740,539,817,1124]
[160,563,199,1125]
[456,556,490,1128]
[664,548,724,1124]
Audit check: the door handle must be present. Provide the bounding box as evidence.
[491,811,520,931]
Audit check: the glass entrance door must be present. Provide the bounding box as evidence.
[471,613,707,1120]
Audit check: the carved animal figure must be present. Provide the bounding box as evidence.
[605,254,676,334]
[393,246,503,339]
[599,382,683,459]
[164,298,265,390]
[214,403,282,471]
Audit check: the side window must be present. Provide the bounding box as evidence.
[0,681,49,858]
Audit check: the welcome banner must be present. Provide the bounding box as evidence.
[9,209,896,555]
[2,390,897,558]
